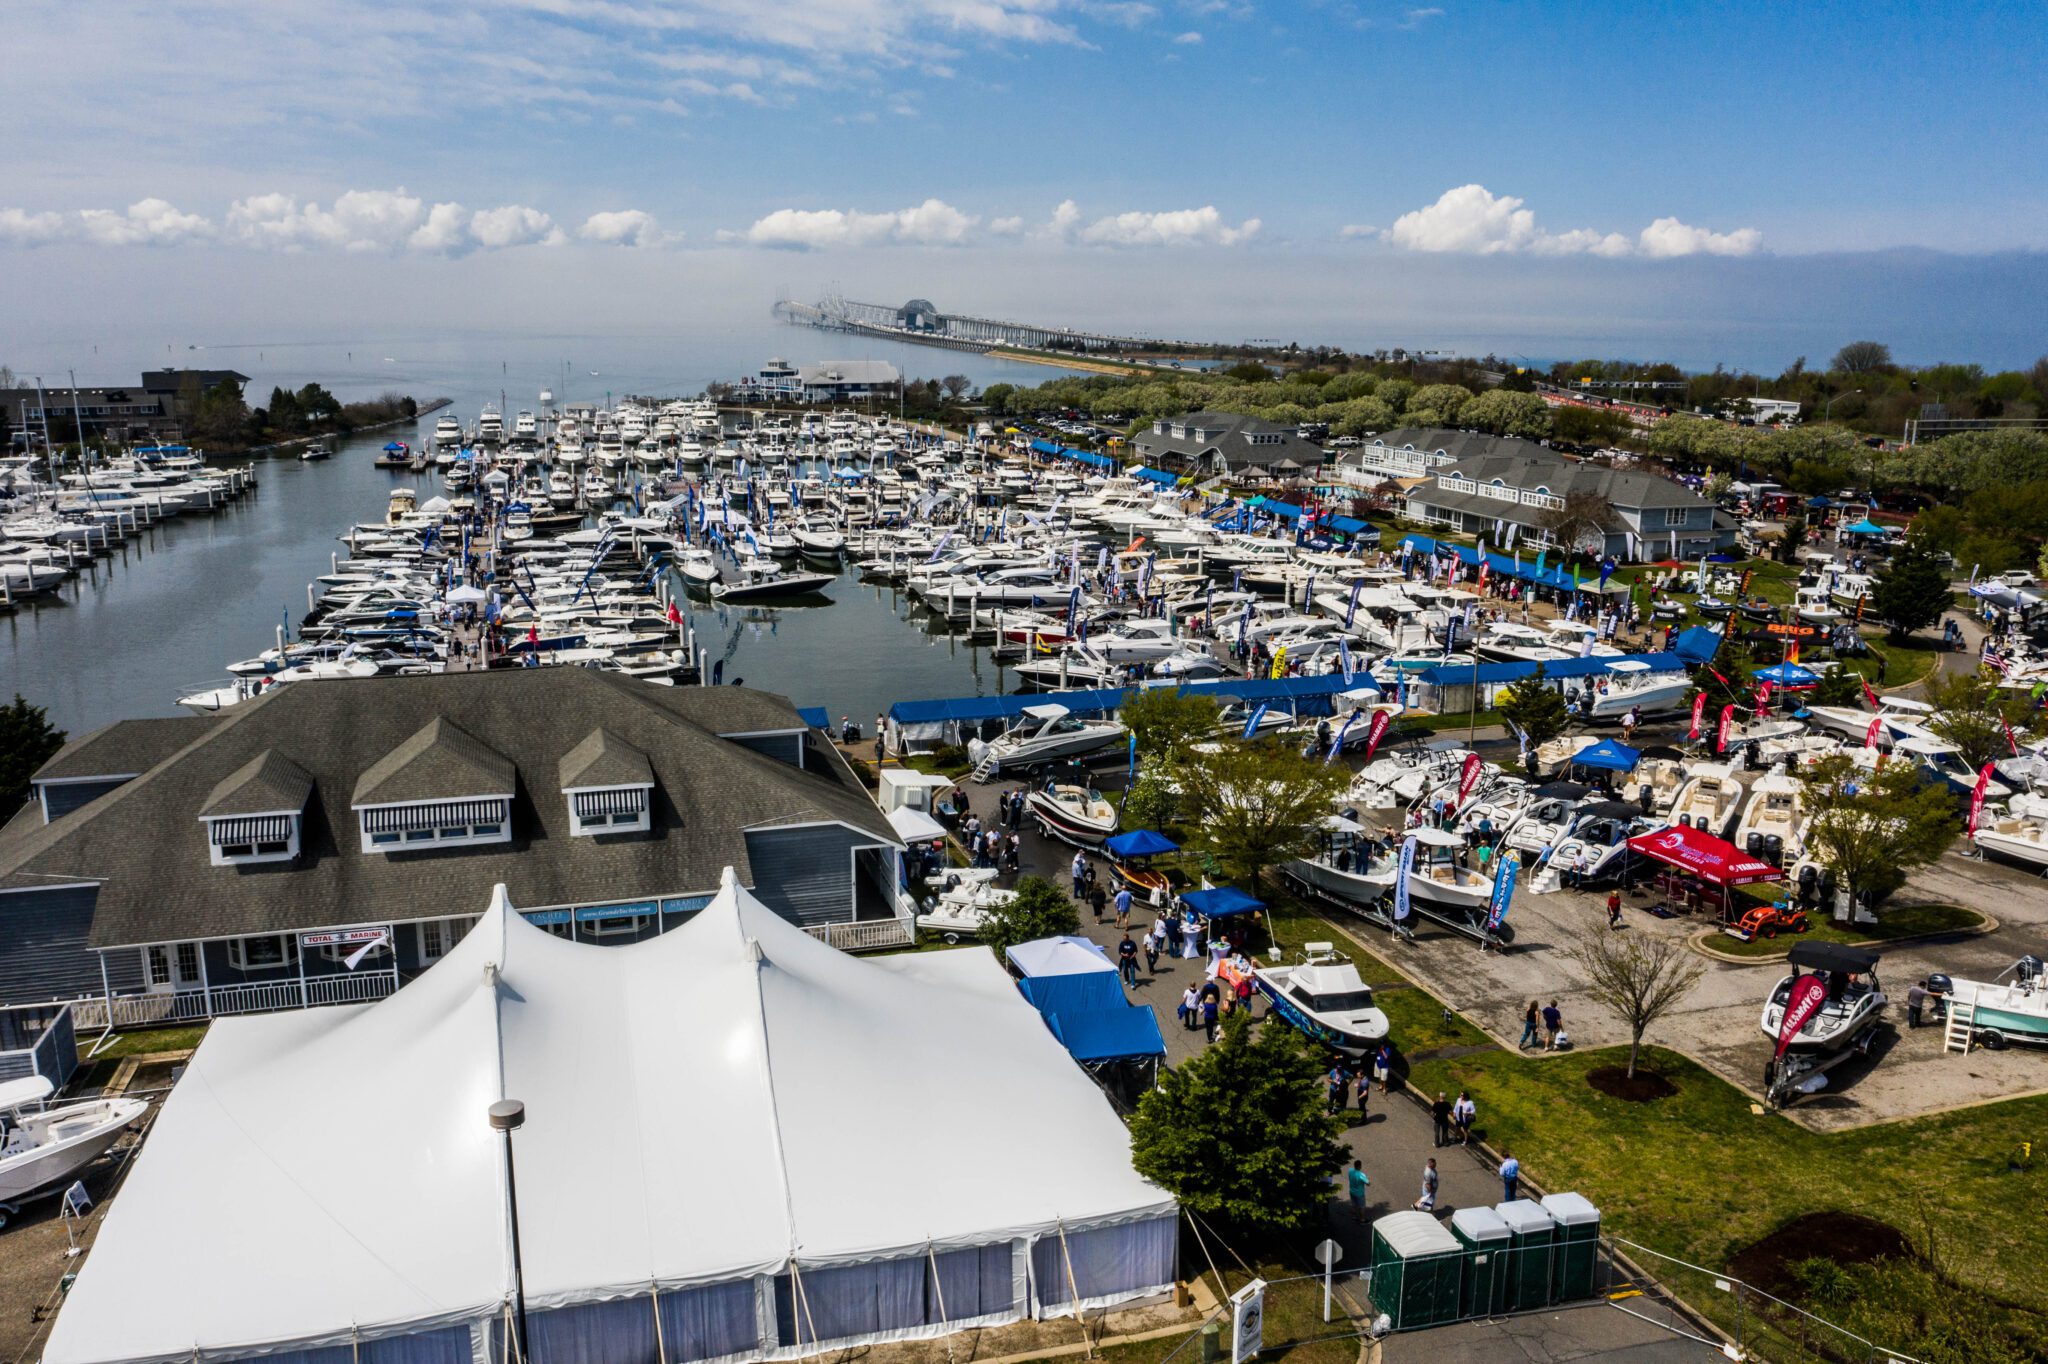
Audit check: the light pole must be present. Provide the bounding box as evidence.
[489,1100,533,1364]
[1822,388,1863,423]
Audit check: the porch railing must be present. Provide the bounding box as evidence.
[69,973,400,1031]
[805,917,915,952]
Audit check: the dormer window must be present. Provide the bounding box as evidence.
[351,718,516,856]
[559,727,655,838]
[198,749,312,867]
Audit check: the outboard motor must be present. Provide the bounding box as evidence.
[2018,957,2046,990]
[1746,832,1766,857]
[1797,863,1819,908]
[1764,834,1785,866]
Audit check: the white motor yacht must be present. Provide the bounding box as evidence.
[967,704,1126,775]
[1252,944,1389,1057]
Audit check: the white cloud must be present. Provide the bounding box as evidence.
[1048,199,1083,237]
[1382,184,1761,258]
[1074,205,1260,247]
[738,199,979,249]
[408,202,471,253]
[470,204,565,248]
[0,199,211,247]
[0,208,67,246]
[989,215,1025,235]
[227,188,427,252]
[1338,223,1378,239]
[579,209,668,246]
[1174,30,1203,43]
[1638,216,1764,258]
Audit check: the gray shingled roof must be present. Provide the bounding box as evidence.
[0,671,895,946]
[34,716,222,783]
[199,750,314,818]
[559,728,654,791]
[352,718,516,807]
[1424,445,1707,513]
[1364,427,1553,464]
[1131,410,1324,470]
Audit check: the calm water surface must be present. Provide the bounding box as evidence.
[2,330,1073,736]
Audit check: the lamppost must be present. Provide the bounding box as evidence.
[489,1100,533,1364]
[1823,388,1863,423]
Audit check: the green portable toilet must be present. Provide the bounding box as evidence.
[1540,1192,1601,1301]
[1368,1210,1465,1330]
[1449,1205,1511,1318]
[1494,1199,1556,1310]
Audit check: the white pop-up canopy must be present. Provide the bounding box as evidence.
[48,872,1175,1364]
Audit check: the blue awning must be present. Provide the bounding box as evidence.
[1571,738,1641,772]
[1844,518,1887,535]
[1105,829,1179,858]
[1264,500,1305,522]
[1046,1007,1167,1062]
[890,674,1377,726]
[1414,652,1685,686]
[1132,466,1179,487]
[1016,971,1129,1014]
[797,706,830,729]
[1672,626,1724,664]
[1182,886,1265,918]
[1029,437,1061,455]
[1327,515,1371,535]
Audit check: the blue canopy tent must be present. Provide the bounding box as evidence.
[1844,518,1887,535]
[1671,626,1725,664]
[1262,500,1305,523]
[383,441,407,452]
[796,706,830,730]
[1754,664,1819,683]
[1131,466,1179,487]
[1571,738,1641,772]
[1015,973,1167,1070]
[1181,886,1264,918]
[1105,830,1179,859]
[1806,495,1833,509]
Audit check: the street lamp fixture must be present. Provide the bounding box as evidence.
[489,1100,533,1364]
[1822,388,1864,423]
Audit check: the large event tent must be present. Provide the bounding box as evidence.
[47,873,1177,1364]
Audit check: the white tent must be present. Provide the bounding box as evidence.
[884,805,949,843]
[48,872,1175,1364]
[1005,936,1116,979]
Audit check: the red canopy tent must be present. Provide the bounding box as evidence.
[1627,825,1779,884]
[1627,824,1781,919]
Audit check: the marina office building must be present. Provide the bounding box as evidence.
[0,671,906,1029]
[1391,429,1737,560]
[1,368,249,447]
[731,358,903,406]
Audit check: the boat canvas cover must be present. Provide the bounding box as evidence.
[1625,825,1779,885]
[47,874,1172,1364]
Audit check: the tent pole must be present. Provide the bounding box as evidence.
[651,1282,669,1364]
[1055,1219,1096,1359]
[926,1242,957,1364]
[791,1259,823,1360]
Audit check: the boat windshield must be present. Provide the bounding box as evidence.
[1298,986,1376,1013]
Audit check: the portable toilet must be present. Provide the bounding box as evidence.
[1449,1205,1512,1318]
[1494,1199,1557,1310]
[1368,1210,1465,1330]
[1540,1192,1602,1302]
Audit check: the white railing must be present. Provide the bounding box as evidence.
[805,918,916,952]
[68,974,400,1031]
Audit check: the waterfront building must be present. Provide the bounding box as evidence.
[1126,410,1325,476]
[1400,433,1735,559]
[0,671,907,1025]
[732,359,902,405]
[1,368,248,449]
[43,872,1177,1364]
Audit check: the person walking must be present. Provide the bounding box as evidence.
[1071,850,1088,900]
[1114,885,1132,930]
[1452,1090,1476,1145]
[1346,1160,1370,1223]
[1413,1158,1439,1213]
[1178,984,1200,1031]
[1143,929,1160,975]
[1606,887,1624,929]
[1202,991,1221,1043]
[1430,1091,1452,1147]
[874,714,886,762]
[1519,1001,1541,1050]
[1542,1000,1563,1050]
[1499,1150,1521,1203]
[1117,933,1139,986]
[1089,883,1108,925]
[1371,1042,1392,1096]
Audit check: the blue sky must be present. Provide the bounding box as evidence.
[3,0,2045,368]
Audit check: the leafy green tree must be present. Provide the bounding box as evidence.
[1776,515,1809,564]
[975,875,1080,961]
[1496,665,1570,768]
[1120,688,1221,767]
[189,379,250,445]
[0,694,66,821]
[1128,1010,1348,1231]
[981,382,1015,414]
[1550,404,1629,447]
[1924,670,2042,770]
[1175,741,1350,894]
[1869,541,1952,641]
[1800,752,1960,907]
[1461,388,1551,439]
[1405,383,1473,424]
[1121,773,1179,833]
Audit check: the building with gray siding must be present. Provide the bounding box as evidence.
[0,671,903,1025]
[1127,410,1325,476]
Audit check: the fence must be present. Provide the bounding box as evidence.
[0,1001,77,1086]
[68,973,401,1032]
[805,918,916,952]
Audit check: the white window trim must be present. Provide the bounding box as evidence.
[1662,507,1691,527]
[207,817,300,867]
[565,784,653,837]
[580,913,655,939]
[357,800,512,854]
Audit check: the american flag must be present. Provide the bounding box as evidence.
[1984,643,2011,675]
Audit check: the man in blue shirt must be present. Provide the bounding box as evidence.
[1500,1151,1521,1203]
[1114,886,1133,930]
[1071,851,1087,899]
[1346,1160,1370,1223]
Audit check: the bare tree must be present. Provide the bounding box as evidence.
[1536,490,1616,555]
[940,374,972,401]
[1831,340,1893,374]
[1564,927,1705,1079]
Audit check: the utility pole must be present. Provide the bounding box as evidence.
[69,369,89,471]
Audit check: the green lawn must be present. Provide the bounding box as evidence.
[1707,901,1986,959]
[87,1024,208,1057]
[1842,633,1945,690]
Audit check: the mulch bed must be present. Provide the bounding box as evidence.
[1727,1212,1911,1297]
[1586,1065,1678,1102]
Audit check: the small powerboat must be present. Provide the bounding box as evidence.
[1026,783,1119,846]
[1761,943,1888,1106]
[968,703,1126,775]
[1252,944,1389,1057]
[917,879,1014,943]
[0,1076,148,1229]
[1946,956,2048,1050]
[1667,762,1744,840]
